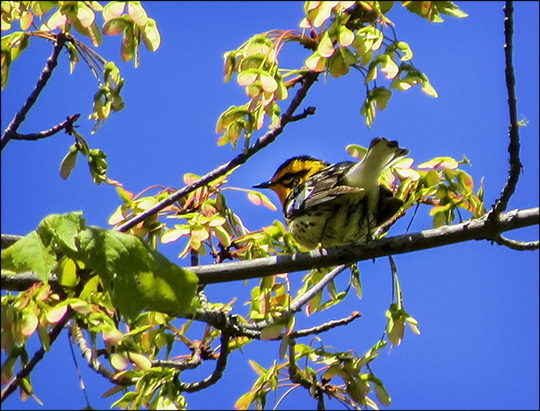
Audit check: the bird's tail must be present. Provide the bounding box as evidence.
[345,137,408,189]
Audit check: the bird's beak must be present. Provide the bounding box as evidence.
[253,181,272,189]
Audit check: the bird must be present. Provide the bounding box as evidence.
[253,137,409,249]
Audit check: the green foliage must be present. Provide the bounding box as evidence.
[217,0,466,143]
[1,1,160,131]
[403,0,469,22]
[236,338,392,410]
[2,212,199,320]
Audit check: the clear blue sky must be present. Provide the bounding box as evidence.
[1,2,538,410]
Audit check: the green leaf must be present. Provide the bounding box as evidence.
[216,106,250,133]
[396,41,413,61]
[1,231,57,282]
[3,212,198,320]
[237,68,260,86]
[56,258,79,287]
[259,72,278,93]
[371,375,391,406]
[404,1,468,23]
[223,51,236,82]
[76,225,198,319]
[76,3,96,28]
[1,32,30,89]
[371,87,392,110]
[38,212,85,255]
[260,322,286,340]
[121,24,135,62]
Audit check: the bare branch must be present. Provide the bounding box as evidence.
[114,72,320,233]
[1,234,22,249]
[289,311,361,339]
[179,332,231,392]
[289,106,317,122]
[492,235,539,251]
[1,33,69,151]
[7,114,81,142]
[490,1,522,218]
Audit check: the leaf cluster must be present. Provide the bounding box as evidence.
[216,0,463,147]
[1,1,161,133]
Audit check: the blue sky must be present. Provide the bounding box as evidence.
[1,2,538,410]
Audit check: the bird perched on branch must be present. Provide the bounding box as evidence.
[254,137,408,249]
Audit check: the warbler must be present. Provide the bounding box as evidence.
[254,137,408,249]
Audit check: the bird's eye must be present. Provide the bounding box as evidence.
[278,171,306,188]
[279,175,295,187]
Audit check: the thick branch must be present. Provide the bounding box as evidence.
[114,72,319,233]
[2,207,537,292]
[190,207,539,285]
[1,33,68,151]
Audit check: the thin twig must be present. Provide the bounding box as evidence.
[492,235,539,251]
[1,32,68,151]
[114,72,319,233]
[289,312,361,339]
[290,264,348,313]
[68,328,92,408]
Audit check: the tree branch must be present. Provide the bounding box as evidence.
[290,264,348,313]
[289,312,361,339]
[492,235,539,251]
[114,72,320,233]
[1,33,68,151]
[72,321,133,386]
[2,207,538,292]
[489,1,522,219]
[179,332,231,392]
[6,114,81,142]
[189,207,539,285]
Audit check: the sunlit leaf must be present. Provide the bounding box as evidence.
[305,52,327,72]
[102,1,126,20]
[141,18,160,51]
[46,304,68,324]
[318,31,335,58]
[338,25,355,47]
[127,2,148,26]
